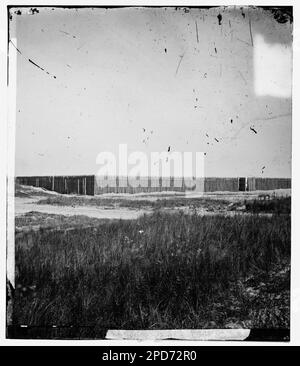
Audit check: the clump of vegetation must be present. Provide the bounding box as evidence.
[36,196,116,207]
[36,195,230,211]
[245,197,291,214]
[12,212,290,338]
[15,211,113,231]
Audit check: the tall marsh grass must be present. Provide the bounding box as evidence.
[13,211,290,337]
[245,197,291,214]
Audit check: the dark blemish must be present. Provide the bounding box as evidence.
[142,128,146,132]
[265,7,293,23]
[206,133,209,138]
[250,126,257,134]
[241,8,245,18]
[53,76,56,79]
[60,30,77,39]
[29,8,39,15]
[230,119,233,124]
[217,13,222,25]
[165,48,167,53]
[214,47,217,53]
[203,73,207,78]
[15,10,22,15]
[66,64,71,68]
[167,146,171,152]
[28,59,44,71]
[204,152,207,156]
[214,138,219,143]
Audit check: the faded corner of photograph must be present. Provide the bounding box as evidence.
[7,5,291,341]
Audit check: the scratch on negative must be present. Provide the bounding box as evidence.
[195,21,199,43]
[10,40,57,79]
[9,40,22,54]
[238,70,247,85]
[248,16,253,46]
[29,59,45,71]
[175,54,185,76]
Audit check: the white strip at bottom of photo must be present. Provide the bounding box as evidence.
[106,329,250,341]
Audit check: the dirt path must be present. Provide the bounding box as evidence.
[14,187,290,220]
[15,197,147,220]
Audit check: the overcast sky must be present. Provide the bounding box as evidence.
[11,6,292,177]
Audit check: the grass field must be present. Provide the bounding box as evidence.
[13,210,290,338]
[244,197,291,214]
[34,191,291,215]
[36,195,230,211]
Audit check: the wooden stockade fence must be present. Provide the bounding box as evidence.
[16,175,95,195]
[94,176,198,194]
[16,175,291,195]
[246,177,291,191]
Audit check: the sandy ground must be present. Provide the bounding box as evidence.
[13,185,291,220]
[14,197,146,220]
